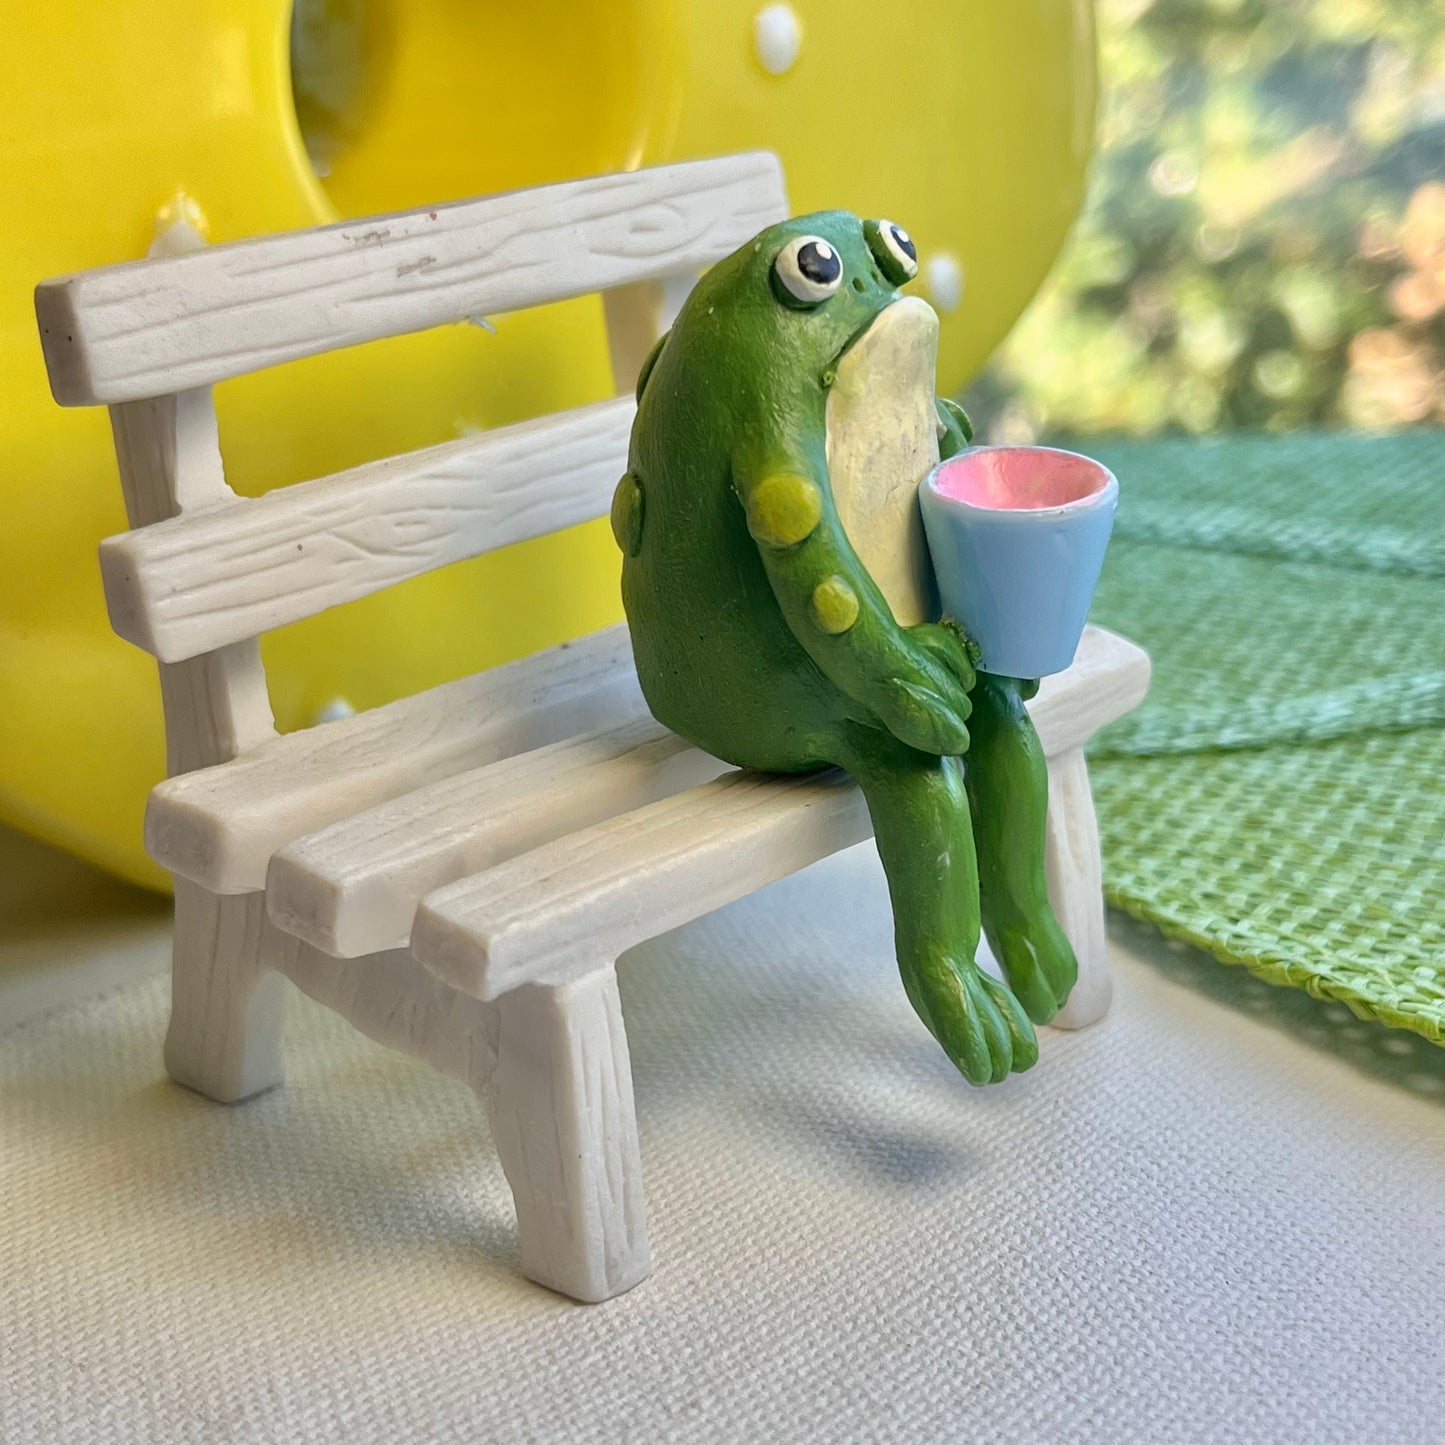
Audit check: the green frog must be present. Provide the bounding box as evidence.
[611,212,1077,1084]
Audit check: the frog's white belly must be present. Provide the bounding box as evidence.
[824,295,942,628]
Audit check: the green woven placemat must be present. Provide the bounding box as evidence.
[1079,429,1445,1043]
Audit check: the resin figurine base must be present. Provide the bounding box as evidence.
[37,155,1148,1302]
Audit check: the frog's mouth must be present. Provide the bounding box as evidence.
[824,296,943,628]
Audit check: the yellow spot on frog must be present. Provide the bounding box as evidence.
[611,471,644,557]
[811,575,860,634]
[747,472,822,548]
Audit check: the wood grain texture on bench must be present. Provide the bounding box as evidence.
[278,938,499,1096]
[411,627,1150,1000]
[146,624,645,895]
[267,716,730,958]
[265,627,1148,962]
[101,397,634,662]
[413,767,872,1001]
[36,152,788,406]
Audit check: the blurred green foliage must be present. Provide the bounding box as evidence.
[966,0,1445,439]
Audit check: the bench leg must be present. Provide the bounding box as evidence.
[164,881,287,1103]
[1044,747,1113,1030]
[485,966,650,1303]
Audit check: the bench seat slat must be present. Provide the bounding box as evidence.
[266,626,1149,963]
[36,153,788,406]
[145,624,644,895]
[415,768,870,1001]
[266,716,730,959]
[1026,624,1155,757]
[100,396,635,662]
[411,627,1151,1000]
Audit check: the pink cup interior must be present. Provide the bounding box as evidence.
[932,446,1112,511]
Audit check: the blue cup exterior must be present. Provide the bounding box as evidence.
[919,448,1118,679]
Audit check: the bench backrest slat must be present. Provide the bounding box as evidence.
[37,153,787,407]
[101,397,635,663]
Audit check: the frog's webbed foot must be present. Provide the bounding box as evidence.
[987,918,1077,1026]
[901,949,1038,1085]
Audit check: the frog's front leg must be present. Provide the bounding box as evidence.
[735,457,976,758]
[964,674,1079,1023]
[836,725,1037,1085]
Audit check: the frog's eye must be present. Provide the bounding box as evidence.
[866,219,918,285]
[772,235,844,307]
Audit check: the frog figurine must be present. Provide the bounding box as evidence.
[610,212,1078,1084]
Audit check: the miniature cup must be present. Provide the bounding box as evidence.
[919,445,1118,678]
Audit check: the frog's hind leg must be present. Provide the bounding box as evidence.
[963,675,1079,1024]
[832,726,1038,1085]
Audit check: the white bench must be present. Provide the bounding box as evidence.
[36,153,1150,1303]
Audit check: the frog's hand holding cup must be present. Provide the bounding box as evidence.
[919,446,1118,679]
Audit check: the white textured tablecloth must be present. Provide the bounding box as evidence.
[4,844,1443,1445]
